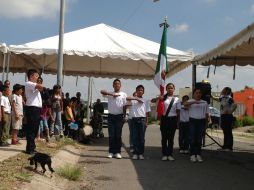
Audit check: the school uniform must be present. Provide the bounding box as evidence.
[25,81,42,154]
[0,95,11,144]
[187,99,209,156]
[160,96,181,156]
[12,94,24,130]
[127,101,135,150]
[179,104,190,151]
[131,98,150,156]
[105,91,127,154]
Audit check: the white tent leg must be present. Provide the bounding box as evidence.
[6,53,10,81]
[2,53,6,82]
[86,77,92,123]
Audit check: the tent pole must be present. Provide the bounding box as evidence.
[192,62,196,95]
[6,53,10,81]
[2,53,6,82]
[57,0,65,86]
[86,77,92,123]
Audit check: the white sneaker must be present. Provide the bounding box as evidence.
[132,154,138,160]
[190,155,196,162]
[115,153,122,159]
[168,156,175,161]
[107,153,113,159]
[196,155,203,162]
[179,150,184,154]
[139,155,144,160]
[130,149,134,153]
[183,150,189,154]
[161,156,168,161]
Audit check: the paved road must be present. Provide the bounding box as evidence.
[80,124,254,190]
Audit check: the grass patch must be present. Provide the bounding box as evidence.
[14,172,32,183]
[56,164,82,181]
[0,137,76,190]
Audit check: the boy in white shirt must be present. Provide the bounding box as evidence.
[101,79,127,159]
[179,95,190,154]
[0,85,11,146]
[11,84,24,145]
[127,85,150,160]
[24,69,44,154]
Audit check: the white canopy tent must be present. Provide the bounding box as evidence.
[7,23,193,79]
[194,22,254,66]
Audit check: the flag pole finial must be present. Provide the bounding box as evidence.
[160,17,169,28]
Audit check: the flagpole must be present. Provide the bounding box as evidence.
[154,17,169,120]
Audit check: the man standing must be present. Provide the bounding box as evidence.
[101,79,127,159]
[92,99,104,138]
[93,99,104,116]
[25,69,44,154]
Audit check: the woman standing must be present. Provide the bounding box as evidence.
[51,85,63,137]
[212,87,236,151]
[157,83,181,161]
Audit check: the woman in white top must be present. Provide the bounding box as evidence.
[212,87,236,151]
[184,88,209,162]
[159,83,181,161]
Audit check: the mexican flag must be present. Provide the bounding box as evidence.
[154,21,169,119]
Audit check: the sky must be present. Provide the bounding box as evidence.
[0,0,254,101]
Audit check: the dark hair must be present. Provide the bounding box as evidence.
[113,78,121,84]
[70,97,77,103]
[166,83,175,89]
[2,85,9,92]
[37,77,43,82]
[136,84,144,92]
[27,69,38,79]
[4,80,10,85]
[53,84,61,93]
[182,95,189,101]
[163,83,175,100]
[13,84,23,92]
[193,87,202,94]
[224,87,232,96]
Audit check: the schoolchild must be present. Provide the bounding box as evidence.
[178,95,190,154]
[184,88,209,162]
[101,79,127,159]
[127,85,150,160]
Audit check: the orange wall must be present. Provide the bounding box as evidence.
[233,88,254,117]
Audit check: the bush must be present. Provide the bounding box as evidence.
[233,117,243,128]
[56,164,82,181]
[242,116,254,126]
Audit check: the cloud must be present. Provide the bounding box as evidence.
[172,24,189,33]
[251,4,254,15]
[0,0,77,19]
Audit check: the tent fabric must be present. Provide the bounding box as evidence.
[8,23,193,79]
[194,22,254,66]
[0,43,8,53]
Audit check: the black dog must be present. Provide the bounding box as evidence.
[28,152,54,175]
